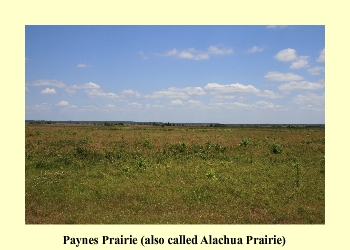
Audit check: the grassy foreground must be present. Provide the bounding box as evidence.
[25,124,325,224]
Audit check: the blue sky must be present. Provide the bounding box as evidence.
[25,25,325,123]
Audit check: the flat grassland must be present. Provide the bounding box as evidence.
[25,124,325,224]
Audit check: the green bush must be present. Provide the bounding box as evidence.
[271,143,283,154]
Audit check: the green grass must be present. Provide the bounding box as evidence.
[25,124,325,224]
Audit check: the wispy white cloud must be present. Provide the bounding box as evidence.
[148,44,233,60]
[292,93,325,106]
[57,101,69,106]
[65,82,101,94]
[70,82,101,89]
[41,88,57,94]
[28,79,66,88]
[127,102,142,108]
[211,95,236,99]
[264,71,304,81]
[254,101,282,109]
[171,99,183,105]
[213,101,253,109]
[246,46,264,54]
[299,105,324,111]
[65,88,76,94]
[77,63,90,68]
[66,83,141,99]
[78,105,98,112]
[146,87,205,99]
[290,56,310,69]
[120,89,142,98]
[169,87,206,96]
[26,103,51,112]
[307,66,325,76]
[257,90,283,99]
[139,51,148,60]
[85,89,119,99]
[278,81,324,91]
[207,45,233,55]
[187,100,203,106]
[152,104,164,108]
[211,100,282,110]
[266,25,288,29]
[316,48,325,62]
[204,83,260,95]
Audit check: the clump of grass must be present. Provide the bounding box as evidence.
[205,169,217,180]
[136,158,146,170]
[271,143,283,154]
[291,162,301,187]
[240,138,251,147]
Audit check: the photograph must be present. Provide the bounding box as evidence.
[25,25,325,224]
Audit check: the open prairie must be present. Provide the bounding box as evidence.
[25,124,325,224]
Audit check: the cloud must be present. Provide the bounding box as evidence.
[275,48,310,69]
[70,82,101,89]
[187,100,203,106]
[212,95,236,99]
[254,101,282,109]
[292,93,325,106]
[85,89,119,99]
[179,49,209,60]
[151,44,233,60]
[266,25,288,29]
[278,81,324,91]
[207,45,234,55]
[213,101,252,109]
[77,63,90,68]
[290,56,310,69]
[169,87,205,96]
[65,88,76,94]
[246,46,264,54]
[307,66,325,76]
[26,103,51,112]
[57,101,69,106]
[171,99,183,105]
[204,83,260,95]
[28,79,66,88]
[146,90,189,99]
[120,89,142,98]
[257,90,283,99]
[67,83,141,99]
[127,102,142,108]
[212,100,282,110]
[264,71,304,81]
[317,48,325,62]
[139,51,148,60]
[41,88,57,94]
[274,48,298,62]
[65,82,101,94]
[146,87,205,99]
[299,105,324,111]
[152,104,164,108]
[25,87,30,92]
[78,105,98,112]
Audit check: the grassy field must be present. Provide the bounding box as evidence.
[25,124,325,224]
